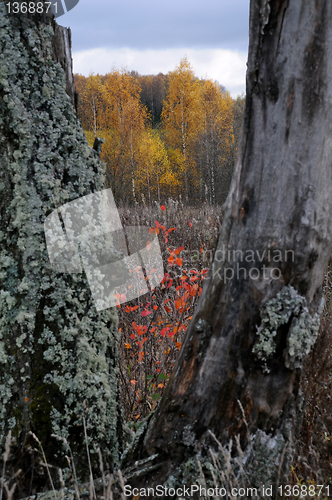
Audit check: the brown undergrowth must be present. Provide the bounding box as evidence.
[117,201,332,493]
[290,257,332,492]
[117,199,222,423]
[1,202,331,498]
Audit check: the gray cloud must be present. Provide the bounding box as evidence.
[64,0,249,53]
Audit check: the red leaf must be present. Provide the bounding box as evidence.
[141,310,153,317]
[160,327,170,337]
[160,205,166,211]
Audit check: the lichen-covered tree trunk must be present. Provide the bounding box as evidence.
[0,4,122,490]
[124,0,332,495]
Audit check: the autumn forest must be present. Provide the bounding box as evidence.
[2,5,332,494]
[74,58,245,205]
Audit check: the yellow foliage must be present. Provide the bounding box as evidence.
[75,60,244,205]
[77,73,104,134]
[83,130,95,148]
[134,130,180,203]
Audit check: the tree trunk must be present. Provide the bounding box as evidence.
[0,5,122,492]
[124,0,332,495]
[51,20,76,108]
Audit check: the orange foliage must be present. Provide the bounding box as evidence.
[74,60,245,205]
[117,219,209,421]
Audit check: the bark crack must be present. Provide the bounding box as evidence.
[276,0,290,56]
[260,0,271,34]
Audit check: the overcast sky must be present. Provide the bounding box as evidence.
[61,0,250,97]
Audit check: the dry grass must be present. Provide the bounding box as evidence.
[1,201,332,498]
[291,257,332,491]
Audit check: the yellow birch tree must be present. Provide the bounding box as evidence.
[99,70,149,203]
[134,130,180,203]
[161,58,203,199]
[197,79,234,204]
[76,73,104,135]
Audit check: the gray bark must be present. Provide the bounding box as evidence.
[51,21,76,107]
[0,4,121,492]
[124,0,332,495]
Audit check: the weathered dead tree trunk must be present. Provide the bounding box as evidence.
[0,4,122,492]
[51,20,77,108]
[125,0,332,494]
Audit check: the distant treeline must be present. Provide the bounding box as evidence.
[74,58,245,205]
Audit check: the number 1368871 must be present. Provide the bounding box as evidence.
[278,485,330,497]
[6,2,58,14]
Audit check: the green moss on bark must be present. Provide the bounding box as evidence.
[253,285,323,369]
